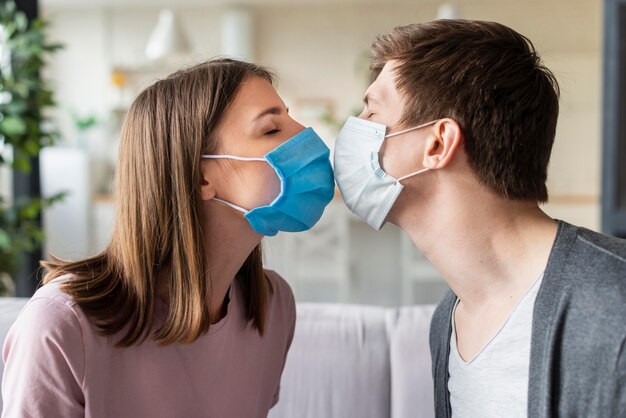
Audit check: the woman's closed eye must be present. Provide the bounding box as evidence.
[265,128,281,135]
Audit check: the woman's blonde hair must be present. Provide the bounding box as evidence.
[42,58,274,347]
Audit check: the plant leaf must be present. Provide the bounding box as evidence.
[0,116,27,136]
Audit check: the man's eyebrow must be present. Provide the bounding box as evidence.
[363,93,378,106]
[254,106,288,121]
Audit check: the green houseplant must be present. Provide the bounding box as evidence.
[0,1,63,295]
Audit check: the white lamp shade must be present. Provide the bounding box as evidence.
[220,7,254,61]
[145,9,190,61]
[436,4,460,19]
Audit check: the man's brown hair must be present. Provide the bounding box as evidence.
[371,20,560,202]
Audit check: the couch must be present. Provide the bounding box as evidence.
[0,299,436,418]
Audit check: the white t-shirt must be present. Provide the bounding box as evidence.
[448,273,544,418]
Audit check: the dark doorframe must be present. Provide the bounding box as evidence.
[603,0,626,238]
[13,0,42,296]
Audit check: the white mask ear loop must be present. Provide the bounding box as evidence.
[384,119,438,139]
[201,154,267,214]
[201,154,266,162]
[383,119,438,183]
[397,167,430,182]
[211,198,249,214]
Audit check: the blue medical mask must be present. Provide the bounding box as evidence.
[202,127,335,236]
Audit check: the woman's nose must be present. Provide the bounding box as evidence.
[285,118,306,139]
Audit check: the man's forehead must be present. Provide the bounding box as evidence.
[382,59,401,74]
[366,61,400,103]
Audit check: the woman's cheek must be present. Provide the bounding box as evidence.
[257,165,282,206]
[237,164,281,209]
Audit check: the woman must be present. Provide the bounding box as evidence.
[2,59,335,417]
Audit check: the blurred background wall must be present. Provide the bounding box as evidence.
[30,0,602,305]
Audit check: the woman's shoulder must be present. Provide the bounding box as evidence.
[262,269,296,345]
[263,269,296,317]
[14,274,87,339]
[264,269,295,301]
[5,274,86,356]
[3,275,87,406]
[32,273,78,305]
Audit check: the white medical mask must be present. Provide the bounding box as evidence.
[333,116,437,230]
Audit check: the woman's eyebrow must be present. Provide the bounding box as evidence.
[254,106,289,121]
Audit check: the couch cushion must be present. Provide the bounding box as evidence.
[269,303,391,418]
[386,305,436,418]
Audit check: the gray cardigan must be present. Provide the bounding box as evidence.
[429,221,626,417]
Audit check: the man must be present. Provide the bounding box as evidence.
[333,20,626,417]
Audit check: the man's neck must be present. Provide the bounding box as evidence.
[395,188,558,312]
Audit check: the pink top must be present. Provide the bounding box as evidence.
[2,270,296,418]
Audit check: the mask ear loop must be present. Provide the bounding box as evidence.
[201,155,266,162]
[397,167,430,182]
[200,154,268,214]
[383,119,438,183]
[211,198,250,214]
[384,119,438,139]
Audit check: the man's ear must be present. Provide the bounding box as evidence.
[423,118,463,169]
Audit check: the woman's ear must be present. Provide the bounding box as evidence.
[200,163,217,201]
[423,118,463,169]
